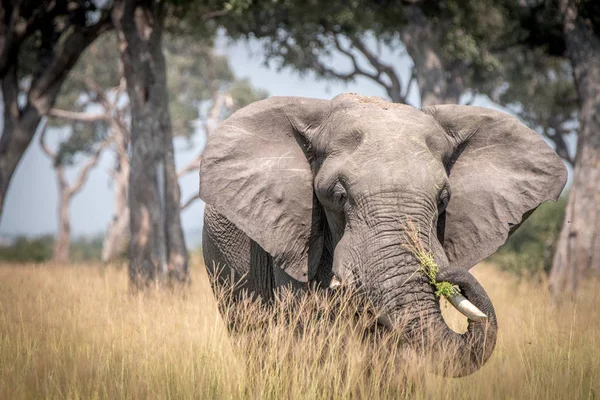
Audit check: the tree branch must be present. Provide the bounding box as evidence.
[402,68,417,102]
[312,35,408,104]
[349,36,404,103]
[68,138,112,196]
[27,13,113,115]
[39,119,68,191]
[0,5,23,79]
[200,9,230,21]
[547,122,574,166]
[177,89,228,179]
[180,193,199,211]
[0,64,21,154]
[48,108,108,122]
[38,119,55,158]
[309,35,379,82]
[177,157,201,179]
[332,35,381,83]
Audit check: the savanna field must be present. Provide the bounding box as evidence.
[1,258,599,400]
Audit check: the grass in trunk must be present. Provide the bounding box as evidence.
[404,221,457,298]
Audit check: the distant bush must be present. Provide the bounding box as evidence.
[71,236,104,262]
[490,197,567,277]
[0,234,105,263]
[0,235,54,262]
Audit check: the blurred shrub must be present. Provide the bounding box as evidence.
[490,197,567,277]
[71,236,104,262]
[0,235,54,262]
[0,235,105,263]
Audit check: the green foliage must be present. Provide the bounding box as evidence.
[53,33,121,112]
[405,225,457,298]
[415,250,458,298]
[164,34,232,137]
[220,1,515,91]
[227,79,269,110]
[70,236,105,262]
[493,49,576,125]
[0,236,54,263]
[51,32,119,166]
[219,1,406,74]
[491,197,567,277]
[422,0,514,89]
[0,235,106,263]
[52,28,266,150]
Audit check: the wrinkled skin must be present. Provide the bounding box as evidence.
[199,94,567,377]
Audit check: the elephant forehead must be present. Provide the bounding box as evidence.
[337,145,446,196]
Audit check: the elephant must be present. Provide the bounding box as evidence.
[199,93,567,377]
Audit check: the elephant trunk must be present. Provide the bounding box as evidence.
[391,267,498,377]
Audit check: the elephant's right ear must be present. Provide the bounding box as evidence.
[199,97,331,282]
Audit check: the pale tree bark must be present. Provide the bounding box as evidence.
[550,2,600,294]
[102,111,131,263]
[112,0,188,290]
[87,77,132,263]
[0,9,111,219]
[46,72,132,263]
[39,123,110,263]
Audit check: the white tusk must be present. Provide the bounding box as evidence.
[329,275,342,289]
[446,293,488,322]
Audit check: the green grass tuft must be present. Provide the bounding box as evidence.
[404,222,457,298]
[434,281,457,298]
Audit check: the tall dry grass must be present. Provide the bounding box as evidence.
[0,260,598,399]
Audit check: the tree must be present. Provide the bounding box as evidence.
[56,76,131,264]
[110,0,189,289]
[546,0,600,293]
[488,49,578,166]
[0,1,112,219]
[110,0,263,289]
[222,1,510,108]
[44,21,266,268]
[491,0,599,293]
[39,121,110,263]
[39,32,128,263]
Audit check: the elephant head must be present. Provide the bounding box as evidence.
[199,93,567,377]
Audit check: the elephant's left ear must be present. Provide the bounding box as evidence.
[425,104,568,270]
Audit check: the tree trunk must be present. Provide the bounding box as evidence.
[54,172,71,263]
[550,4,600,294]
[112,0,188,290]
[0,66,42,217]
[401,8,464,107]
[0,15,111,220]
[101,139,130,263]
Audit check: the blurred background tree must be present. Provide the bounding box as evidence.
[0,0,112,219]
[39,123,110,263]
[494,0,600,294]
[32,27,266,267]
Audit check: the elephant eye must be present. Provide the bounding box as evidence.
[331,181,347,206]
[438,185,450,214]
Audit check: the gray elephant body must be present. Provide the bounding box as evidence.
[199,93,567,376]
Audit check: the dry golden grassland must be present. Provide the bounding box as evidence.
[1,259,599,399]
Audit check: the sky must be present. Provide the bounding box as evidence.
[0,35,570,248]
